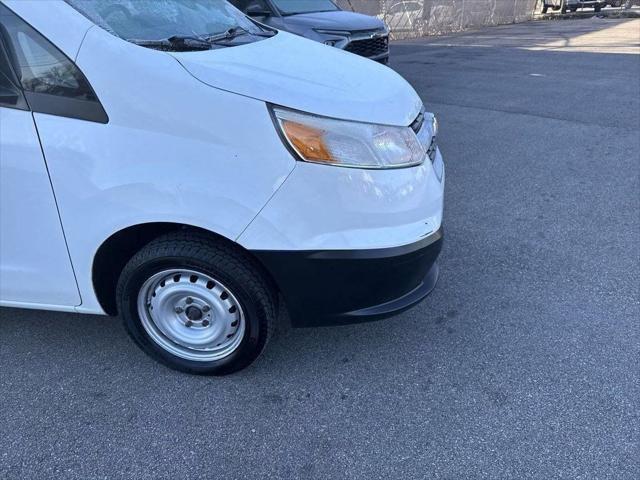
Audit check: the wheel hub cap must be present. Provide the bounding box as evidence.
[137,269,245,362]
[185,306,203,322]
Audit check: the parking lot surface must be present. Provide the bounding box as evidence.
[1,18,638,480]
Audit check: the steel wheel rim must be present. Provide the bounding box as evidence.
[137,269,245,362]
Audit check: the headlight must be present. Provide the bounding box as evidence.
[271,106,426,169]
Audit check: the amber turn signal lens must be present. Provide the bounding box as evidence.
[281,120,335,163]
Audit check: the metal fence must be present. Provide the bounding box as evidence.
[336,0,539,39]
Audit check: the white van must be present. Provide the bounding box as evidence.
[0,0,445,375]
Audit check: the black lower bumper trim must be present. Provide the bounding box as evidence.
[344,262,439,320]
[252,228,443,327]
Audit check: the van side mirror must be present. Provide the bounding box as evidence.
[246,4,271,17]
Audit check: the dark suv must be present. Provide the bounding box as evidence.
[229,0,390,63]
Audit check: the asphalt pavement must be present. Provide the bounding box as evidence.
[1,18,639,480]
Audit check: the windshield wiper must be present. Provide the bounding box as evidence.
[206,26,275,44]
[129,35,213,51]
[130,28,275,51]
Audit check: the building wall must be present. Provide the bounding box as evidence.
[336,0,539,39]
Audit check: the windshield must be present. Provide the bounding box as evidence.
[65,0,263,42]
[271,0,339,15]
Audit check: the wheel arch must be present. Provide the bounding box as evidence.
[91,222,278,316]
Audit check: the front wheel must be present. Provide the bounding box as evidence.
[116,231,277,375]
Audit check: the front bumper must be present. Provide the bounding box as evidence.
[253,227,443,327]
[240,131,445,326]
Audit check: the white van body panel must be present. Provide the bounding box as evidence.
[172,31,423,127]
[0,108,81,307]
[33,26,295,313]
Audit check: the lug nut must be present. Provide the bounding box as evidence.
[185,297,194,305]
[202,305,210,313]
[175,306,184,314]
[202,320,210,327]
[185,320,193,328]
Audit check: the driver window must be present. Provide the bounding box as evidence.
[0,42,24,109]
[0,17,24,109]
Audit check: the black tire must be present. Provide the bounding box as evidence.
[116,231,277,375]
[542,4,549,13]
[570,6,578,12]
[561,5,568,13]
[594,4,602,11]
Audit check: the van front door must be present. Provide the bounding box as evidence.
[0,29,80,307]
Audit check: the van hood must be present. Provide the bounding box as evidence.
[171,32,422,126]
[282,10,384,32]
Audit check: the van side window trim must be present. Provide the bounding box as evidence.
[25,91,108,123]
